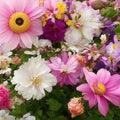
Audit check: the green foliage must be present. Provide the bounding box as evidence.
[101,8,118,19]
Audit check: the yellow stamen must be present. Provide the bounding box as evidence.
[93,82,106,96]
[57,2,66,14]
[9,12,31,33]
[66,20,73,26]
[33,77,40,86]
[112,44,118,49]
[55,13,62,19]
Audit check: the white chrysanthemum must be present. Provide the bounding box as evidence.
[11,55,57,100]
[0,44,12,74]
[64,2,102,51]
[0,110,15,120]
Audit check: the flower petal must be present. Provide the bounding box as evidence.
[83,68,97,91]
[97,69,111,84]
[20,33,32,48]
[97,96,109,116]
[104,92,120,106]
[84,92,97,108]
[106,74,120,90]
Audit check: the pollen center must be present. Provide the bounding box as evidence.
[33,77,40,86]
[93,82,106,96]
[9,12,31,33]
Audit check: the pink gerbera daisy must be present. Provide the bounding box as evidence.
[77,68,120,116]
[0,0,44,49]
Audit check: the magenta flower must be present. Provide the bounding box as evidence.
[77,68,120,116]
[0,86,11,109]
[46,52,82,86]
[43,19,66,42]
[0,0,44,50]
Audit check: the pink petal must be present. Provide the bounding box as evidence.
[4,34,20,50]
[76,84,91,93]
[0,31,13,45]
[83,68,97,92]
[68,74,79,85]
[29,7,45,20]
[106,74,120,90]
[97,69,111,84]
[25,0,40,14]
[13,0,27,12]
[104,93,120,106]
[97,96,109,116]
[29,19,43,36]
[67,55,78,72]
[20,33,32,48]
[0,1,13,18]
[84,92,97,108]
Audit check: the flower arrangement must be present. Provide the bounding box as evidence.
[0,0,120,119]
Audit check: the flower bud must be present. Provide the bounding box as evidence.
[68,97,84,118]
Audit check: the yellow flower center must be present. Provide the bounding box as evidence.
[93,82,106,96]
[9,12,31,33]
[33,77,41,86]
[39,0,43,4]
[112,43,118,49]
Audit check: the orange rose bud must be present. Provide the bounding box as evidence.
[68,97,84,118]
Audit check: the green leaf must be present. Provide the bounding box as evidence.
[46,98,62,112]
[114,25,120,34]
[102,8,118,19]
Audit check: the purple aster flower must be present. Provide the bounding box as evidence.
[46,52,83,87]
[43,19,66,42]
[96,61,106,70]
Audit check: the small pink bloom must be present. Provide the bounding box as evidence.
[0,86,11,109]
[46,52,83,86]
[77,68,120,116]
[12,56,20,64]
[68,97,84,118]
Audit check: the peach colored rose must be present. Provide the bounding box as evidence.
[68,97,84,118]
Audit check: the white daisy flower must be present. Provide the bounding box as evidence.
[11,55,57,100]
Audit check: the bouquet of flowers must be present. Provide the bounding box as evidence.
[0,0,120,119]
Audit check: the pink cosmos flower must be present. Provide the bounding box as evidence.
[77,68,120,116]
[0,86,11,109]
[46,52,82,86]
[0,0,44,50]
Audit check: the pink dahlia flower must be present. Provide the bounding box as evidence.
[77,68,120,116]
[46,52,82,86]
[0,86,11,109]
[0,0,44,50]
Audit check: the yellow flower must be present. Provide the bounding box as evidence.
[57,2,66,14]
[66,20,73,26]
[55,14,62,19]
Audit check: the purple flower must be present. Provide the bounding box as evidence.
[43,19,66,42]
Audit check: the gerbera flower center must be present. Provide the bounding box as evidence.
[9,12,31,33]
[93,82,106,96]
